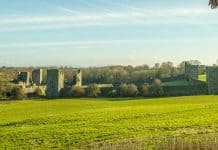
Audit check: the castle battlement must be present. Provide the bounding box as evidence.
[206,66,218,94]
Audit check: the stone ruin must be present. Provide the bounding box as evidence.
[206,66,218,94]
[184,62,199,81]
[32,69,47,85]
[73,69,82,87]
[17,72,30,86]
[16,70,47,95]
[46,69,64,98]
[16,68,81,98]
[184,61,218,95]
[14,61,218,97]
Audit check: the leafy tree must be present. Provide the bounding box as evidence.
[86,84,101,97]
[130,71,148,85]
[159,62,174,78]
[154,63,160,69]
[62,61,191,87]
[177,61,186,74]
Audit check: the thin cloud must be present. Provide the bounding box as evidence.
[0,40,145,48]
[1,38,218,48]
[0,7,216,32]
[0,8,214,25]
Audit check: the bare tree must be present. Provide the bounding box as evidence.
[209,0,218,9]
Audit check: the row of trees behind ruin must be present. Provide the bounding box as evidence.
[0,60,203,100]
[69,60,203,85]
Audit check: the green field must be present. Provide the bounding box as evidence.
[162,80,190,86]
[1,96,218,149]
[162,75,207,87]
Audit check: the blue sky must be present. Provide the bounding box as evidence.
[0,0,218,67]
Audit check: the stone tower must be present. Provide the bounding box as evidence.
[17,72,30,86]
[206,66,218,94]
[184,62,199,80]
[74,69,82,87]
[32,69,44,85]
[46,69,64,98]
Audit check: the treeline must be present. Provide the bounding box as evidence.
[0,60,205,100]
[81,62,182,85]
[65,60,204,85]
[0,60,204,86]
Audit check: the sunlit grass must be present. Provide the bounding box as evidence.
[0,96,218,149]
[198,74,206,82]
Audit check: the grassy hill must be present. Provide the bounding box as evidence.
[162,79,190,86]
[1,96,218,149]
[162,74,207,87]
[199,74,206,82]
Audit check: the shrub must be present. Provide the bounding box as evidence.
[71,86,85,97]
[0,81,13,99]
[118,84,126,97]
[119,84,139,97]
[10,86,26,100]
[86,84,101,97]
[149,79,164,96]
[141,84,149,97]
